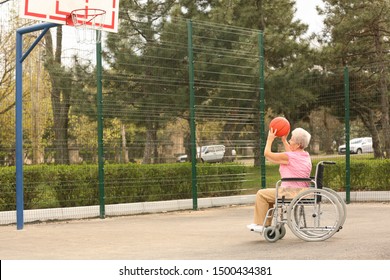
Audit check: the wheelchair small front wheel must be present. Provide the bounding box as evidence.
[278,224,287,240]
[263,227,280,243]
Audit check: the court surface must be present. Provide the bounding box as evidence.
[1,203,390,260]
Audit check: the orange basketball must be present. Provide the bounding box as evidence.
[269,117,290,137]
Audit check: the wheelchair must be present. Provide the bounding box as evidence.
[261,161,346,242]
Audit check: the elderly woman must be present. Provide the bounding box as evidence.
[247,127,312,233]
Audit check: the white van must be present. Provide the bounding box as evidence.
[199,145,225,163]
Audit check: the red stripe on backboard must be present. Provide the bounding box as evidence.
[25,0,46,18]
[49,15,67,21]
[25,11,46,18]
[54,0,70,16]
[102,11,115,29]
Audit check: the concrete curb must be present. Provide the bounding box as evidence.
[1,192,389,225]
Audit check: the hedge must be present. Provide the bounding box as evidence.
[319,159,390,191]
[0,163,246,211]
[1,160,389,211]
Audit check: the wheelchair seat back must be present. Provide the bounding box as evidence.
[277,162,327,204]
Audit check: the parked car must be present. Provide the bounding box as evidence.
[176,154,188,162]
[176,145,226,163]
[199,145,225,163]
[338,137,373,154]
[176,147,200,162]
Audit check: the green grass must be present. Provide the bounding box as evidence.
[241,164,280,194]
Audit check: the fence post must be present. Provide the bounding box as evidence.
[258,31,266,189]
[15,28,24,230]
[344,66,351,204]
[187,20,198,210]
[97,36,105,217]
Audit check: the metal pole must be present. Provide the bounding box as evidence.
[96,32,105,218]
[15,29,24,230]
[187,20,198,210]
[344,66,351,204]
[258,32,266,189]
[15,22,59,230]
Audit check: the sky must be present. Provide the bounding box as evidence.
[295,0,325,34]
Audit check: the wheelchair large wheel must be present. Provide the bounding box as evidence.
[287,188,343,242]
[323,187,347,230]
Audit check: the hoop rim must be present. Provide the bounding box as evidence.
[71,8,107,17]
[66,8,107,26]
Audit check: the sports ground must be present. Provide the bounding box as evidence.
[1,203,389,260]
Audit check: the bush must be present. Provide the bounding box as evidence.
[0,162,246,210]
[320,159,390,191]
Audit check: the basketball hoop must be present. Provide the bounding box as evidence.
[67,8,106,44]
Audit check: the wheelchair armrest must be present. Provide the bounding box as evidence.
[281,178,312,182]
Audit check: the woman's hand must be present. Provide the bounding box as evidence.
[264,127,289,165]
[267,127,277,142]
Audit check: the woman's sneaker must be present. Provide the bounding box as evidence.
[247,224,264,233]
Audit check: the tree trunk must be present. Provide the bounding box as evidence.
[378,67,390,158]
[153,123,159,163]
[253,108,262,167]
[374,29,390,158]
[358,106,382,158]
[322,109,334,154]
[51,87,70,164]
[121,123,129,163]
[31,63,41,164]
[142,122,154,164]
[44,26,70,164]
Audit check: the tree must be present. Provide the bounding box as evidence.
[105,0,187,164]
[0,13,17,165]
[318,0,390,158]
[44,26,73,164]
[105,0,321,165]
[1,2,62,165]
[178,0,315,164]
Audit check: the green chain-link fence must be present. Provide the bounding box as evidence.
[1,8,389,226]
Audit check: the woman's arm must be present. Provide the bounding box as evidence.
[264,128,289,165]
[281,134,291,152]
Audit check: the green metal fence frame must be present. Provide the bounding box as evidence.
[344,66,351,204]
[187,20,198,210]
[14,20,356,230]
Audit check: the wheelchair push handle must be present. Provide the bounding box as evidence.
[319,161,336,165]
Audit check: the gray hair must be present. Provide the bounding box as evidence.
[291,128,311,149]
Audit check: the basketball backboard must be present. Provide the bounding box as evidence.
[20,0,119,33]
